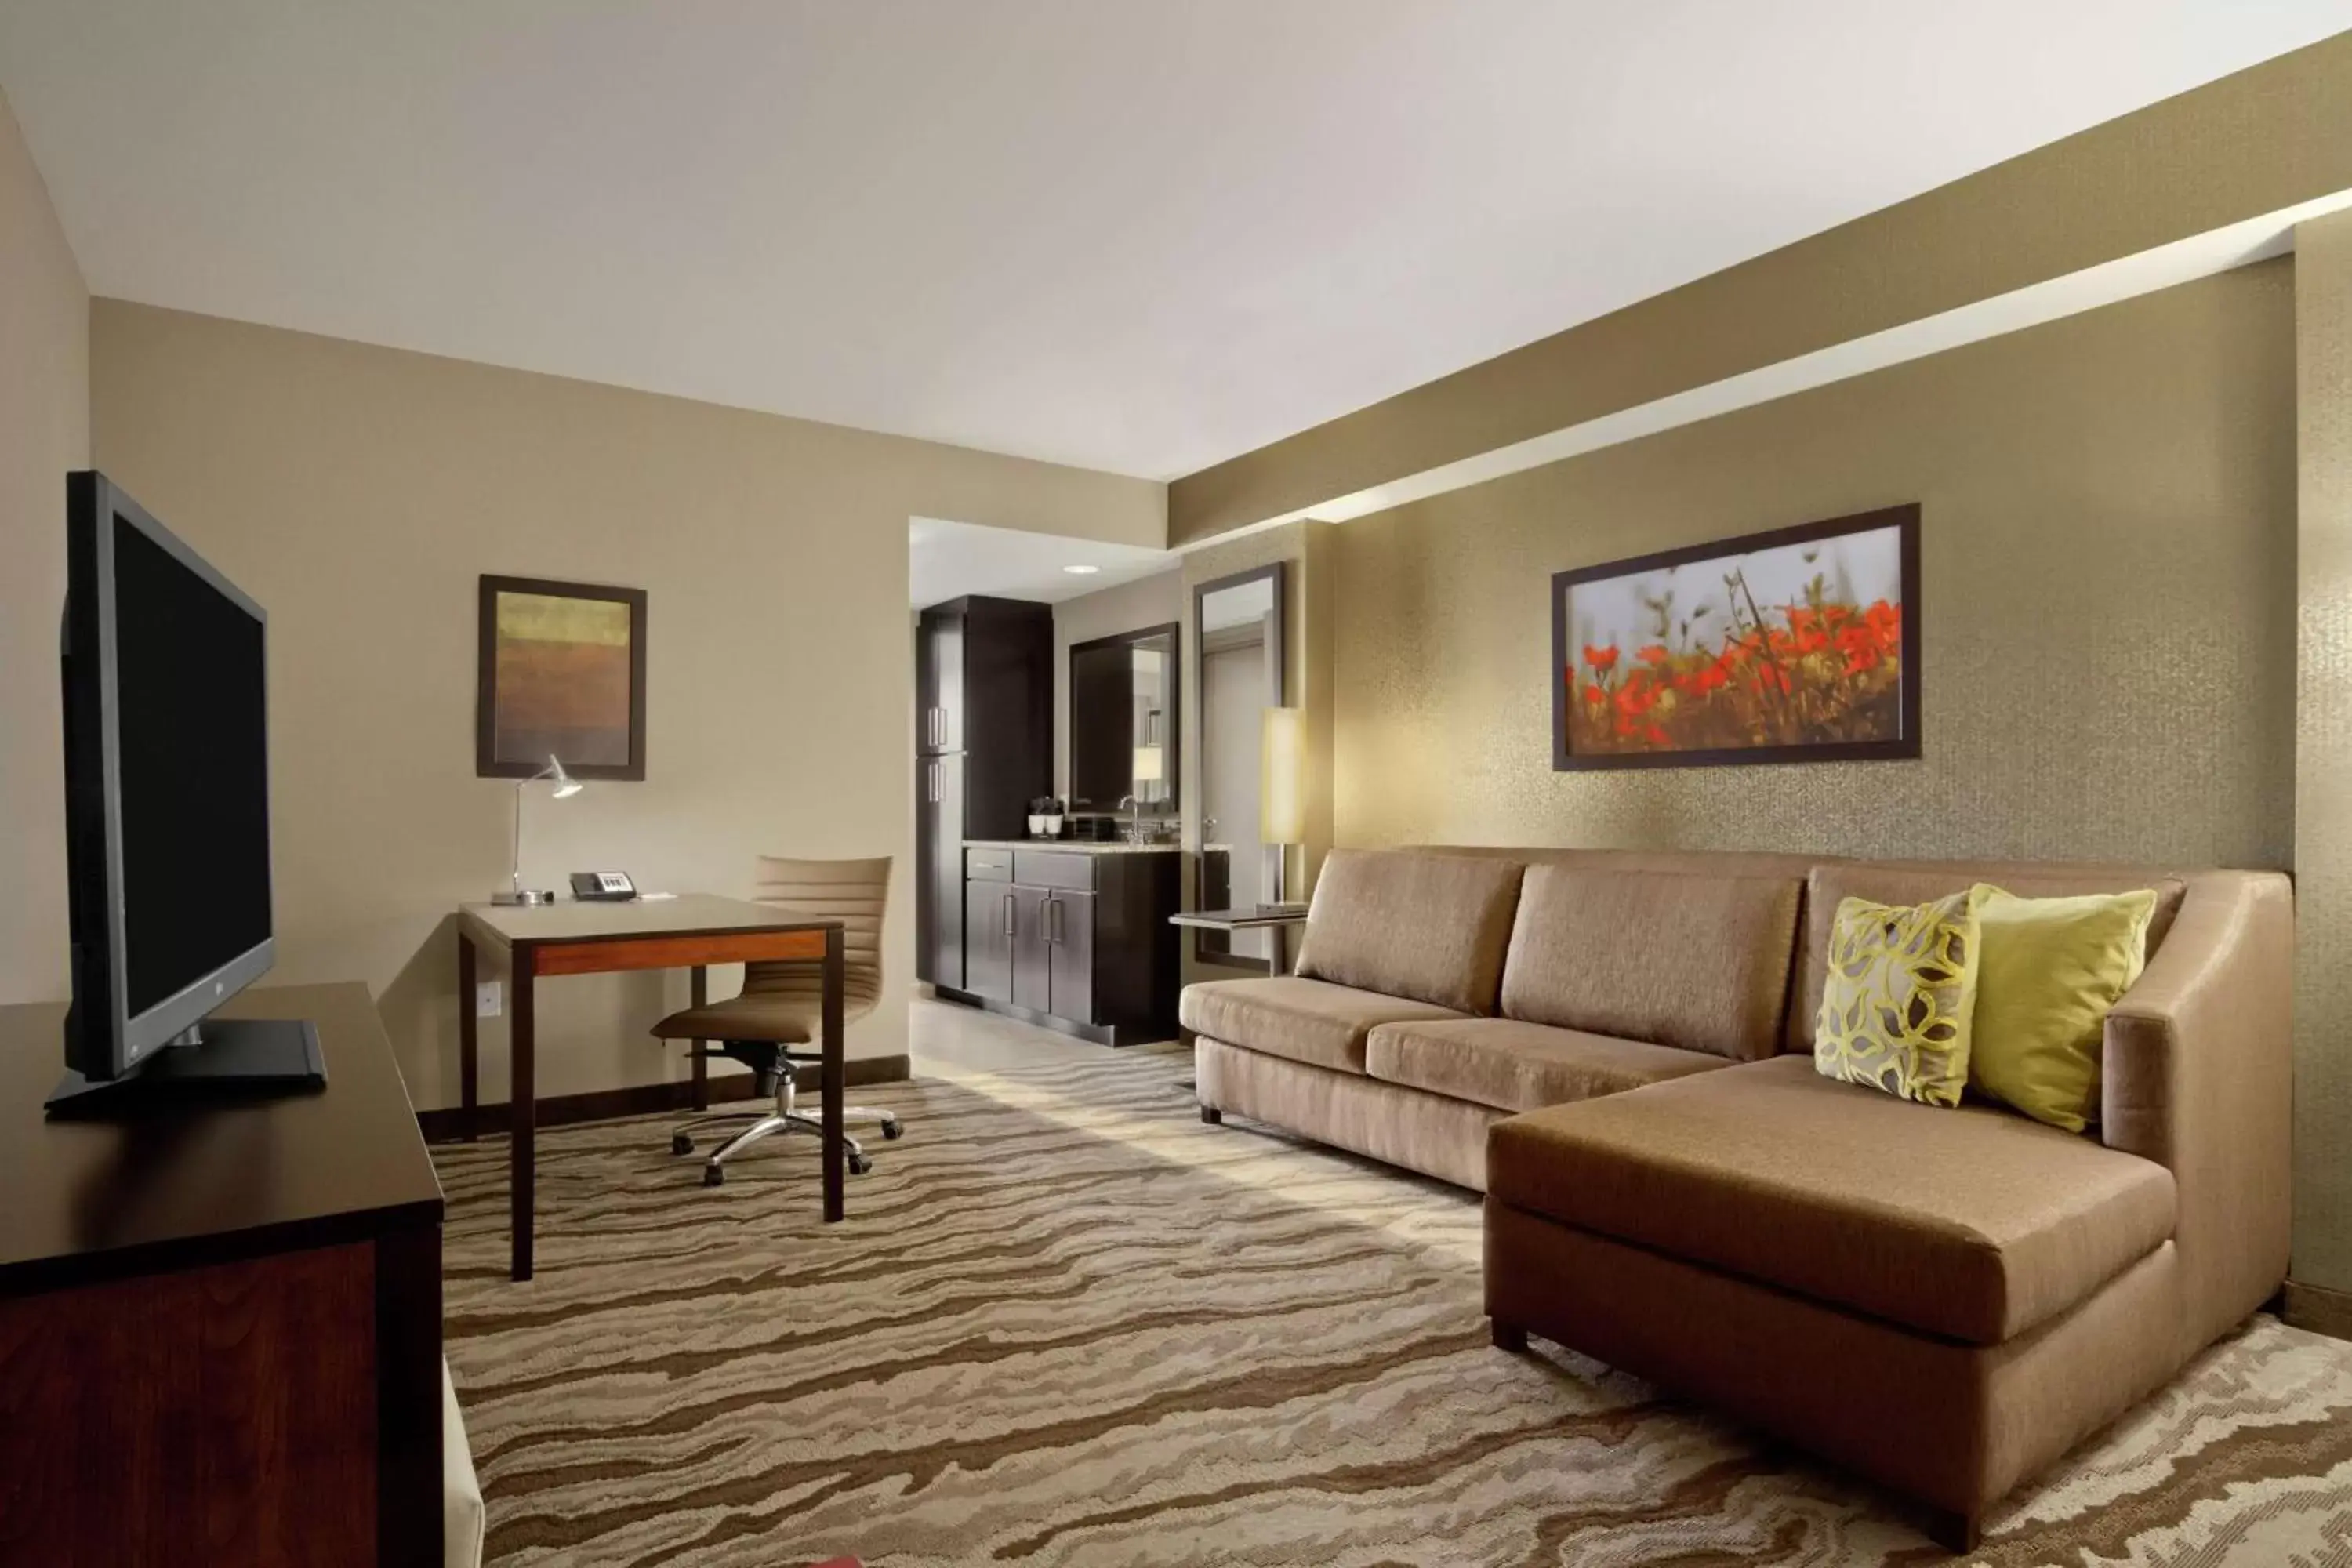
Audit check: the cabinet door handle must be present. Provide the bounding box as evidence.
[1047,898,1061,944]
[1003,894,1015,936]
[926,761,939,803]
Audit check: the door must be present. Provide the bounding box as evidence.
[918,608,964,754]
[1046,890,1095,1023]
[1010,885,1052,1012]
[919,753,965,986]
[964,876,1014,1002]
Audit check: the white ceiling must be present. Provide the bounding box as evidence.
[4,3,2347,481]
[909,518,1171,609]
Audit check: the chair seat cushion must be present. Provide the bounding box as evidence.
[652,994,818,1044]
[1487,1055,2176,1345]
[1366,1018,1730,1112]
[1178,976,1465,1074]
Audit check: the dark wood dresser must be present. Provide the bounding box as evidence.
[0,982,445,1567]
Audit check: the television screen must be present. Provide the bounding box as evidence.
[111,513,272,1016]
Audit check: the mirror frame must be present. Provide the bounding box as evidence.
[1066,621,1182,818]
[1189,561,1287,968]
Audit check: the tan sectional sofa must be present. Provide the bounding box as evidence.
[1178,846,2292,1548]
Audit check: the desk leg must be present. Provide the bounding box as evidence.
[511,951,537,1282]
[690,965,708,1112]
[458,931,478,1141]
[822,925,844,1224]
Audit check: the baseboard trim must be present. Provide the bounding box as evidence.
[2283,1279,2352,1341]
[416,1054,913,1144]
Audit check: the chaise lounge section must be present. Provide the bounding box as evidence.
[1181,846,2292,1544]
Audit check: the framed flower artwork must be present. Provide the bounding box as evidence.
[1551,504,1921,771]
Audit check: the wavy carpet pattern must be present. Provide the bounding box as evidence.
[437,1048,2352,1566]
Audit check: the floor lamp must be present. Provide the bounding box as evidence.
[1261,706,1306,910]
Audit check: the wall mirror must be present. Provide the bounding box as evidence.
[1192,562,1286,967]
[1068,623,1180,829]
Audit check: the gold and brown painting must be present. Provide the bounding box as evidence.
[476,576,647,779]
[1552,506,1919,771]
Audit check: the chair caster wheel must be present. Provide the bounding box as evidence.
[671,1133,694,1156]
[702,1164,725,1188]
[848,1152,874,1175]
[880,1119,903,1141]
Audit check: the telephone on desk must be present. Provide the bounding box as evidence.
[569,871,638,902]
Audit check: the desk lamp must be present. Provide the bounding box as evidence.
[495,754,583,906]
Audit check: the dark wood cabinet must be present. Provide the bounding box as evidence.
[916,606,965,755]
[942,848,1177,1045]
[915,598,1051,986]
[1044,887,1096,1023]
[0,983,445,1567]
[920,752,966,989]
[1011,884,1053,1012]
[964,875,1014,1003]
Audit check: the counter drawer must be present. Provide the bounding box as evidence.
[1014,850,1096,891]
[967,847,1014,882]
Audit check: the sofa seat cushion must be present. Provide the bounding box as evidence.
[1178,977,1466,1074]
[1366,1018,1731,1113]
[1487,1054,2176,1345]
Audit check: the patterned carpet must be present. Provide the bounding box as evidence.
[437,1048,2352,1567]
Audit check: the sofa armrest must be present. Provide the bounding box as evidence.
[2101,870,2292,1353]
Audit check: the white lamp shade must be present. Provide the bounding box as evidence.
[1133,744,1165,784]
[1261,706,1306,845]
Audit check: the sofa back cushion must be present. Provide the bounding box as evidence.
[1294,849,1526,1014]
[1787,861,2187,1051]
[1499,865,1802,1061]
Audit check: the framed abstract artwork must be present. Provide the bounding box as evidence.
[1552,504,1920,771]
[475,575,648,779]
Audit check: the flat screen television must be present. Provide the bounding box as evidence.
[52,470,322,1112]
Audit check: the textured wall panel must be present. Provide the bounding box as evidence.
[2297,212,2352,1292]
[1332,262,2295,873]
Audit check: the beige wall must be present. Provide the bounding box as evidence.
[82,300,1163,1109]
[1051,568,1184,803]
[2297,211,2352,1294]
[0,86,89,1004]
[1332,261,2295,870]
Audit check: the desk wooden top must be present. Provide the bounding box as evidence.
[459,892,838,950]
[0,982,443,1297]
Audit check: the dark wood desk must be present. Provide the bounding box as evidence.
[456,895,845,1281]
[0,982,445,1568]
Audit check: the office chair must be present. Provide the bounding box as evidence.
[650,855,900,1186]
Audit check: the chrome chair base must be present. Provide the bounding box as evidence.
[669,1074,901,1185]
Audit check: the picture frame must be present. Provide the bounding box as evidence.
[1551,504,1920,772]
[475,574,648,780]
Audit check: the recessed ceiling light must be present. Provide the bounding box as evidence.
[1062,564,1101,575]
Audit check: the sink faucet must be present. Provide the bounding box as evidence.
[1117,794,1155,844]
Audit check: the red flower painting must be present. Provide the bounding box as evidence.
[1555,510,1916,767]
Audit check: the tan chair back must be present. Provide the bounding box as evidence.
[739,855,891,1015]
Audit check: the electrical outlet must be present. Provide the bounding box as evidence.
[475,981,503,1018]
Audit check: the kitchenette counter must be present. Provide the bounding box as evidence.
[964,839,1181,855]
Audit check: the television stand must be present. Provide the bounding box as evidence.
[1,982,442,1566]
[45,1014,325,1115]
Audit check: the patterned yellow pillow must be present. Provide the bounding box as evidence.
[1814,889,1984,1107]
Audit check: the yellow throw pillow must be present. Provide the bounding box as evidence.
[1967,884,2157,1133]
[1814,888,1984,1108]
